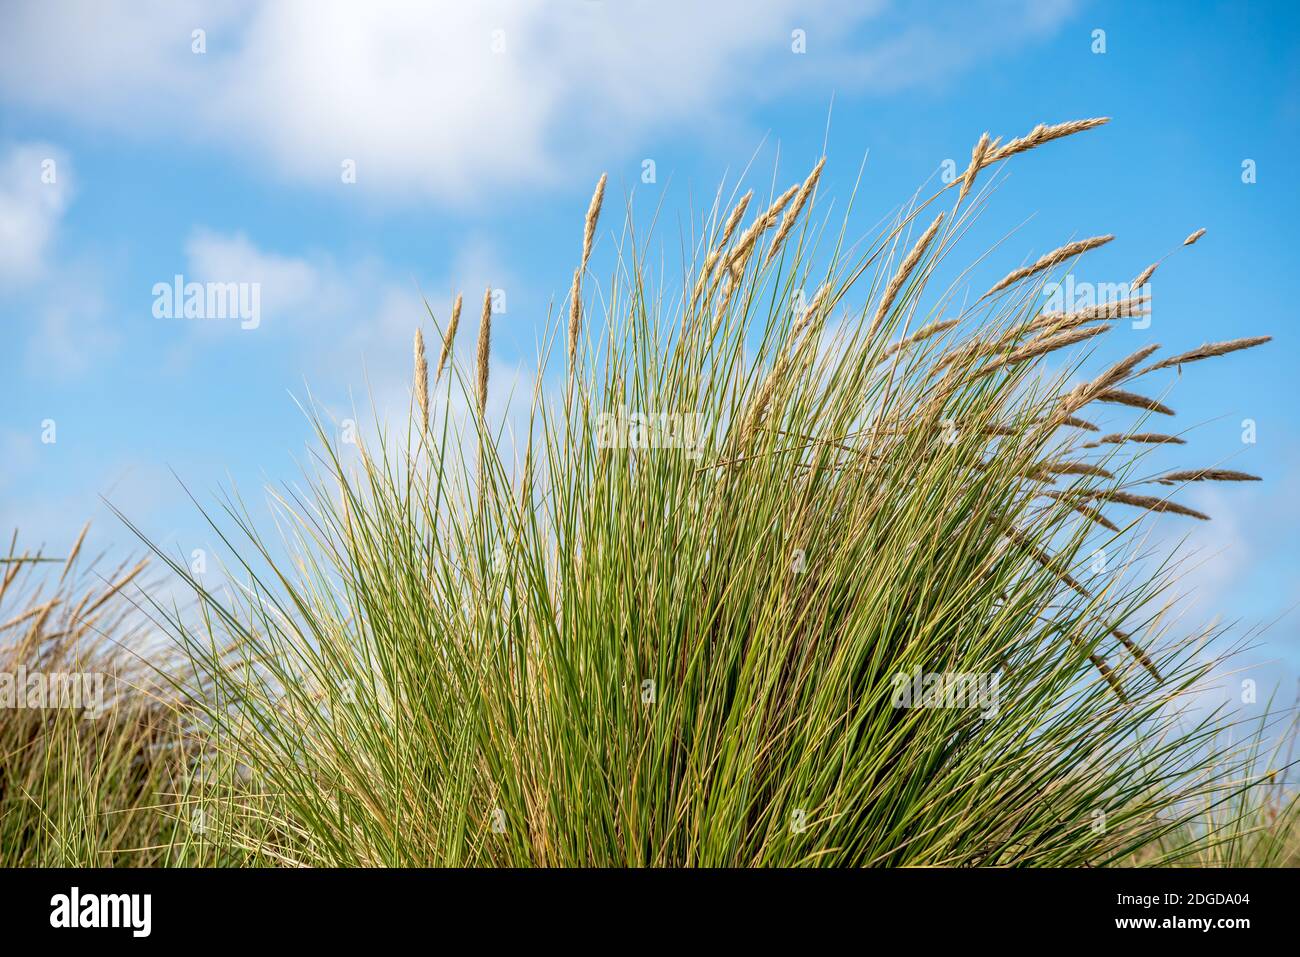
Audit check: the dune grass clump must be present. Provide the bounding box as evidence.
[131,117,1288,867]
[0,531,208,866]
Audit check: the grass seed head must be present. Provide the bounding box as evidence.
[414,328,429,432]
[958,131,994,205]
[765,156,825,266]
[435,292,463,383]
[476,286,492,419]
[869,212,945,340]
[984,235,1114,299]
[582,173,608,271]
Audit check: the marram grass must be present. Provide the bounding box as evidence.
[0,532,212,866]
[75,116,1296,867]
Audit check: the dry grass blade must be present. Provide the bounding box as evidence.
[0,596,60,633]
[74,558,148,620]
[60,522,90,585]
[1077,501,1120,533]
[1183,227,1207,246]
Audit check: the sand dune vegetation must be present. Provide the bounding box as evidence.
[5,117,1296,868]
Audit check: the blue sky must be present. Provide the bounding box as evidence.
[1,1,1297,698]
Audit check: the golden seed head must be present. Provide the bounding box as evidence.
[476,286,492,419]
[568,266,583,369]
[719,190,753,247]
[413,328,429,432]
[985,235,1114,299]
[869,212,944,340]
[957,131,992,206]
[582,173,608,271]
[765,157,826,266]
[436,293,463,383]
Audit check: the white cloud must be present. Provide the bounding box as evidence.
[176,228,550,470]
[0,143,120,378]
[0,1,1075,204]
[169,227,534,425]
[0,142,72,284]
[185,228,321,312]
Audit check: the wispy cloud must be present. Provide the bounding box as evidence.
[0,142,72,285]
[0,1,1074,204]
[163,226,527,410]
[0,142,124,379]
